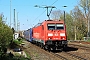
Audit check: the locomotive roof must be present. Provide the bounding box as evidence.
[45,19,64,22]
[33,19,64,28]
[33,22,42,28]
[43,19,64,23]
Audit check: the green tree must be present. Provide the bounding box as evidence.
[71,6,87,40]
[60,12,74,40]
[0,14,13,55]
[45,0,90,40]
[51,10,75,40]
[12,27,15,34]
[79,0,90,37]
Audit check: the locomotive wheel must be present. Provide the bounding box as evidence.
[60,48,63,51]
[44,45,48,50]
[40,44,44,49]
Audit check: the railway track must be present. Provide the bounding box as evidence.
[21,41,61,60]
[68,44,90,51]
[67,43,90,60]
[21,41,90,60]
[50,51,87,60]
[49,43,90,60]
[65,52,87,60]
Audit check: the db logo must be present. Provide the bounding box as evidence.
[55,33,58,36]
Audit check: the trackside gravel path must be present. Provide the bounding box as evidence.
[22,41,61,60]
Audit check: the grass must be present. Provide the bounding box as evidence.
[13,52,31,60]
[13,39,31,59]
[13,39,23,45]
[0,38,31,60]
[9,38,24,49]
[0,53,31,60]
[25,51,31,59]
[86,40,90,42]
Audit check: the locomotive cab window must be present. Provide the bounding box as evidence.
[47,24,55,30]
[56,24,64,30]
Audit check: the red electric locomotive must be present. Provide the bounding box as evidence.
[32,20,67,50]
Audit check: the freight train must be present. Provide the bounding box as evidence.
[23,20,67,50]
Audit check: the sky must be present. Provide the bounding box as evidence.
[0,0,79,31]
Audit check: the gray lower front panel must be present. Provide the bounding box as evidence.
[45,40,67,46]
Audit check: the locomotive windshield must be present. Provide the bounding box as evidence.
[48,24,55,30]
[56,24,64,30]
[47,24,64,30]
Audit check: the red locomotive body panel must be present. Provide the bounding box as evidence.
[44,20,67,41]
[32,23,45,44]
[33,25,41,39]
[32,20,67,50]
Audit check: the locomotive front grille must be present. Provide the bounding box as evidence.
[46,40,67,46]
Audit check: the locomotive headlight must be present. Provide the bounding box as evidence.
[48,33,53,36]
[60,33,65,36]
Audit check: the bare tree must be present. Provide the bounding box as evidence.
[50,10,63,20]
[71,6,87,40]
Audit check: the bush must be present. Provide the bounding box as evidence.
[0,15,13,55]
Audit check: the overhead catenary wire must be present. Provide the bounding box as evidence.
[33,0,45,22]
[31,0,58,27]
[51,0,58,5]
[28,0,45,27]
[34,0,58,21]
